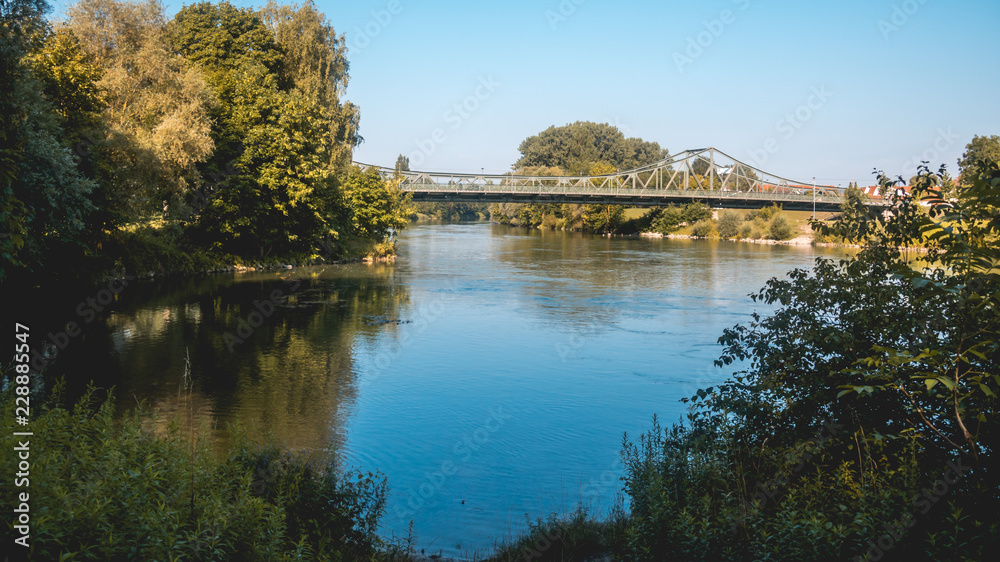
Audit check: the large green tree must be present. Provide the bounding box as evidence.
[1,0,96,283]
[169,1,348,257]
[515,121,668,174]
[261,0,359,169]
[958,134,1000,186]
[66,0,215,228]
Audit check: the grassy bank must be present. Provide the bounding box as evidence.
[0,383,417,561]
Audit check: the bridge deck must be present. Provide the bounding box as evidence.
[404,184,847,212]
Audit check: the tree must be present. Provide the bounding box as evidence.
[682,202,713,224]
[515,121,668,173]
[621,161,1000,559]
[766,214,793,240]
[167,1,283,78]
[716,209,742,238]
[651,204,685,233]
[192,63,337,256]
[581,162,623,233]
[1,0,96,283]
[958,134,1000,187]
[341,166,411,241]
[261,0,359,169]
[395,154,410,173]
[67,0,215,227]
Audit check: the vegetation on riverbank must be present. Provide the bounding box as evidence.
[0,383,397,560]
[1,0,410,289]
[475,152,1000,561]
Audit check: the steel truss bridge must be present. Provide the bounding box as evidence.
[356,147,869,212]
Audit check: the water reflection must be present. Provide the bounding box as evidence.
[43,222,851,557]
[51,264,410,454]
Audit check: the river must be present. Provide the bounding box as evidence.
[44,222,847,557]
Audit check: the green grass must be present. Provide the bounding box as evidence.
[0,383,395,561]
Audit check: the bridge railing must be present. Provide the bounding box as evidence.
[401,181,847,204]
[354,146,873,204]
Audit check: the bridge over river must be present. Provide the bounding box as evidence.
[357,147,879,212]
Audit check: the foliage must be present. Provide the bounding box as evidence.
[650,204,685,233]
[261,0,359,169]
[515,121,668,175]
[66,0,215,229]
[618,160,1000,560]
[717,209,743,238]
[341,165,412,241]
[169,0,381,260]
[689,219,715,238]
[582,203,625,234]
[1,0,96,283]
[0,385,388,560]
[485,506,627,562]
[957,134,1000,187]
[767,214,794,240]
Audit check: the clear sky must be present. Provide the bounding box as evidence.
[113,0,1000,185]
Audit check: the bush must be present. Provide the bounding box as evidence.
[753,203,783,222]
[717,210,743,238]
[620,164,1000,561]
[682,202,713,224]
[487,506,627,562]
[652,205,685,233]
[0,386,388,560]
[690,219,716,238]
[768,215,795,240]
[738,223,753,239]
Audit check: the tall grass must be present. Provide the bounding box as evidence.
[0,382,388,560]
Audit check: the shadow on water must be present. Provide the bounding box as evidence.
[40,263,410,455]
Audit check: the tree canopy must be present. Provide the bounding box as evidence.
[515,121,669,175]
[2,0,407,285]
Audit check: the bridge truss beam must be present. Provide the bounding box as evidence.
[356,147,875,210]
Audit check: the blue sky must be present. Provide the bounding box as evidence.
[120,1,1000,184]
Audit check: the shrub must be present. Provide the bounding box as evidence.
[690,219,716,238]
[755,203,783,222]
[682,202,713,224]
[717,210,743,238]
[768,215,795,240]
[738,223,753,239]
[652,205,685,233]
[0,386,387,560]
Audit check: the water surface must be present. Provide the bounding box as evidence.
[50,223,846,556]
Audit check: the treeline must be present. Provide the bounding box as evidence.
[0,0,409,287]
